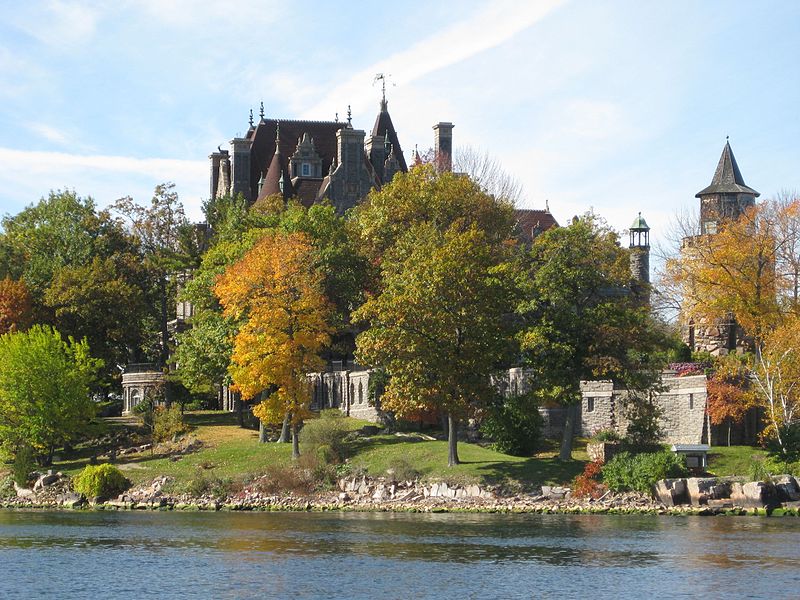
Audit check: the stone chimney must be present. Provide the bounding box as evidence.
[433,122,454,172]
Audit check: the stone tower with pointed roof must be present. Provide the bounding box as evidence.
[683,140,760,354]
[696,139,759,235]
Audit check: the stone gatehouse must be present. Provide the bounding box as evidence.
[578,373,708,444]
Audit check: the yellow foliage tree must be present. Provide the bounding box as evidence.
[215,232,333,458]
[666,204,780,345]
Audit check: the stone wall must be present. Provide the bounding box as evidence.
[574,373,708,444]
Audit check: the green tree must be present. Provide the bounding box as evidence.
[0,325,101,465]
[518,215,668,460]
[354,224,516,466]
[112,184,203,372]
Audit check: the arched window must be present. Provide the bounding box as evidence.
[358,382,364,404]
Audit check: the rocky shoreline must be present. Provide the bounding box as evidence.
[2,473,799,516]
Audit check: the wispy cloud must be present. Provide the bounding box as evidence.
[8,0,102,47]
[0,147,207,219]
[302,0,567,119]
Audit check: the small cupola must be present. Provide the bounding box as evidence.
[629,212,650,248]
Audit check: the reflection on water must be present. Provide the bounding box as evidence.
[1,511,798,599]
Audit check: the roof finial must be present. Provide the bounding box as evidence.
[249,109,254,127]
[335,112,339,123]
[373,73,392,111]
[545,199,550,211]
[275,120,280,146]
[259,101,265,120]
[726,135,730,142]
[347,105,352,127]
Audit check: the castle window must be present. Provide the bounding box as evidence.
[302,162,310,176]
[703,221,717,235]
[587,397,595,412]
[358,382,364,404]
[689,393,694,410]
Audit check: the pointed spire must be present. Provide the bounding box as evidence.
[695,139,760,198]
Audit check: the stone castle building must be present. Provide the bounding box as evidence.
[681,140,760,354]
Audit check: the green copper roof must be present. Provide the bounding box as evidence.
[631,212,649,231]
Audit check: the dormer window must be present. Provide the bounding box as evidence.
[302,163,310,176]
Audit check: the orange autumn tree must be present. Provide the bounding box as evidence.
[0,277,32,335]
[215,232,333,458]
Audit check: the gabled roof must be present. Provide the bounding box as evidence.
[695,141,760,198]
[514,208,559,244]
[249,119,346,201]
[371,100,408,173]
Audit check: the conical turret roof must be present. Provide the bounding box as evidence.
[695,141,760,198]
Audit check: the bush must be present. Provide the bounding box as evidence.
[590,429,622,443]
[386,457,420,482]
[153,405,190,443]
[480,393,541,456]
[73,464,129,499]
[12,445,35,487]
[572,460,607,499]
[602,451,688,494]
[185,470,232,498]
[0,475,15,499]
[300,410,351,463]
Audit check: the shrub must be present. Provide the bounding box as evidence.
[622,393,664,450]
[153,405,190,443]
[386,457,420,482]
[73,464,129,499]
[590,429,622,443]
[602,451,688,494]
[572,460,607,499]
[185,470,232,498]
[0,475,15,499]
[300,410,351,463]
[253,462,320,495]
[12,445,35,487]
[480,393,542,456]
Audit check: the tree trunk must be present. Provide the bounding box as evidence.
[235,397,244,428]
[159,278,172,408]
[448,413,460,467]
[559,403,577,462]
[291,423,300,459]
[258,421,268,443]
[278,413,291,443]
[728,419,732,447]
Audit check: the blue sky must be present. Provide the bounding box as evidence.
[0,0,798,246]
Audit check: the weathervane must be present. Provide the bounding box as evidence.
[373,73,395,109]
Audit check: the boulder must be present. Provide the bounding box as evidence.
[653,478,689,506]
[61,492,84,508]
[686,477,718,505]
[731,481,778,508]
[774,475,800,502]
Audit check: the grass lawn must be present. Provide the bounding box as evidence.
[706,445,769,477]
[52,411,588,490]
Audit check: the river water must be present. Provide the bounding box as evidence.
[1,510,798,599]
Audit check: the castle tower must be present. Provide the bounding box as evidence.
[683,140,759,354]
[696,140,759,235]
[629,212,650,304]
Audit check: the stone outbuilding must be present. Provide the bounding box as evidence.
[121,363,165,415]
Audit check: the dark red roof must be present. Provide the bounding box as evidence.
[292,178,325,208]
[514,208,559,243]
[249,119,346,201]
